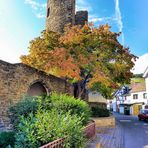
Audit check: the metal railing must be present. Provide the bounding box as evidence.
[40,138,65,148]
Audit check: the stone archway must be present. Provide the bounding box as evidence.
[27,81,48,96]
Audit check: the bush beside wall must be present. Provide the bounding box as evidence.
[8,93,91,148]
[91,106,110,117]
[0,131,15,148]
[9,96,38,126]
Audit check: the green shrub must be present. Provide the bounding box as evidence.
[15,109,86,148]
[91,106,110,117]
[49,93,91,125]
[0,131,15,148]
[9,93,91,126]
[8,96,38,126]
[9,93,91,147]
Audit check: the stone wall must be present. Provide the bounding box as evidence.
[93,116,116,127]
[0,60,73,130]
[89,102,107,109]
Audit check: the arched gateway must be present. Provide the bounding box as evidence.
[27,81,48,96]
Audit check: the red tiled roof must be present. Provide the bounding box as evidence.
[130,82,146,93]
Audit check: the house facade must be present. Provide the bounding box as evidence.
[112,86,129,113]
[125,82,147,115]
[113,81,147,115]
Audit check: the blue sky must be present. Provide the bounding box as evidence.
[0,0,148,73]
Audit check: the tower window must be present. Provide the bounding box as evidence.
[47,7,50,18]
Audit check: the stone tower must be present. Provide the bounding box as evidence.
[75,11,88,26]
[46,0,76,33]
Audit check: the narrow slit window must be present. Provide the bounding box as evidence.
[47,7,50,18]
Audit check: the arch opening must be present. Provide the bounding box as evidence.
[27,82,47,97]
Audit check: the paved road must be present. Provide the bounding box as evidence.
[114,113,148,148]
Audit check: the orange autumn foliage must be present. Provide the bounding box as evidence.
[21,24,137,97]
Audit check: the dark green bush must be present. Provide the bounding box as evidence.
[15,109,85,148]
[8,96,38,126]
[91,106,110,117]
[0,131,15,148]
[9,93,91,126]
[49,93,91,125]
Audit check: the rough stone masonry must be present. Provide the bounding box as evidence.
[0,60,73,130]
[46,0,88,33]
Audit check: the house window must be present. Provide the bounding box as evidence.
[133,94,138,99]
[47,7,50,18]
[143,93,147,99]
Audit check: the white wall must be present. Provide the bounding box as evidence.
[119,106,124,114]
[126,91,147,105]
[112,102,117,112]
[146,77,148,95]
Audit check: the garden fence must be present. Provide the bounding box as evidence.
[40,121,96,148]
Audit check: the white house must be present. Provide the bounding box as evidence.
[113,86,130,113]
[125,82,147,115]
[125,82,147,105]
[113,81,147,115]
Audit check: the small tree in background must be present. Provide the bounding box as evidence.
[21,24,137,99]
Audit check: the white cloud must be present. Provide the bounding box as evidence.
[36,13,45,19]
[132,53,148,74]
[76,0,92,12]
[115,0,124,44]
[89,14,116,24]
[76,0,115,25]
[25,0,46,19]
[25,0,46,9]
[76,0,125,43]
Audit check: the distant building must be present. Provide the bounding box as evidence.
[88,91,107,108]
[113,86,130,113]
[124,82,147,115]
[113,79,147,115]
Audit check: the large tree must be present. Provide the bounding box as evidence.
[21,24,136,99]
